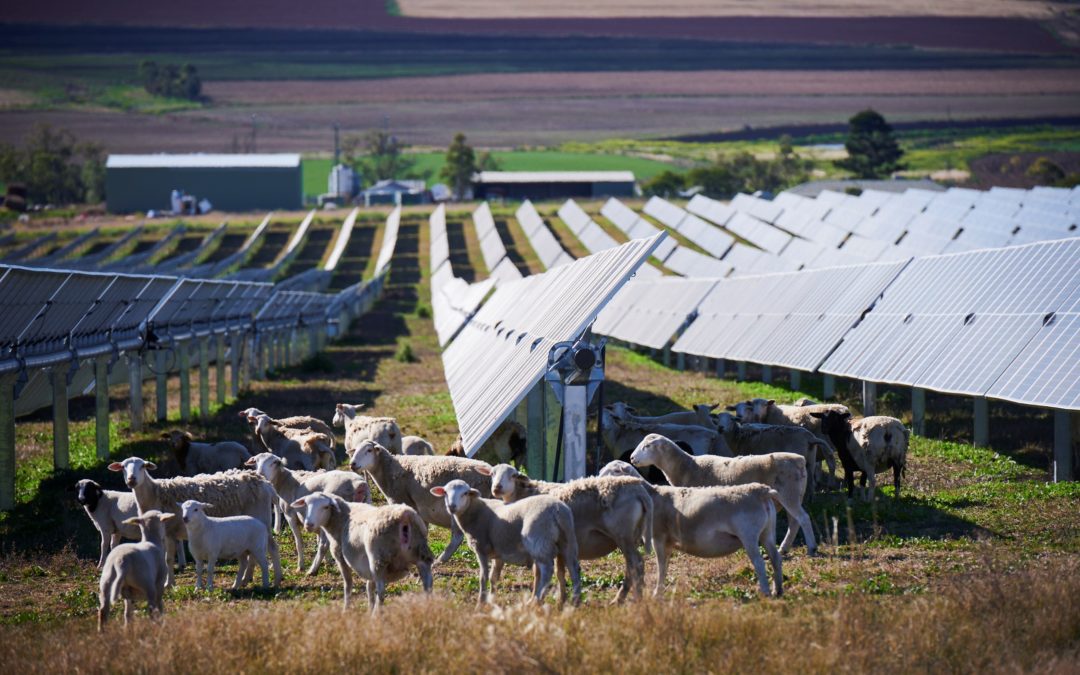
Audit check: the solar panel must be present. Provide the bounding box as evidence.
[686,194,736,226]
[644,196,688,229]
[725,212,793,253]
[374,206,401,276]
[516,200,548,238]
[773,199,832,237]
[600,198,641,235]
[518,204,574,270]
[429,204,450,274]
[663,246,732,278]
[442,232,665,456]
[731,193,784,224]
[489,257,524,284]
[557,200,592,236]
[577,221,621,253]
[594,277,719,349]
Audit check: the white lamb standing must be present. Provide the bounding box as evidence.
[179,500,275,591]
[97,510,173,632]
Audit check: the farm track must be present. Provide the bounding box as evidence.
[0,211,1077,671]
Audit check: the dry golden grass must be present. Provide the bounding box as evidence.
[397,0,1064,19]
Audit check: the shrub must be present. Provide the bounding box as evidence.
[395,341,417,363]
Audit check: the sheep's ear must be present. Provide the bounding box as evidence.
[725,405,736,411]
[175,501,184,509]
[160,513,175,522]
[122,516,142,526]
[475,465,492,476]
[290,498,307,509]
[766,399,776,406]
[243,457,257,466]
[183,431,193,441]
[159,432,170,440]
[809,411,824,419]
[144,462,157,471]
[513,474,530,486]
[429,486,446,497]
[709,403,720,411]
[107,462,123,472]
[468,488,481,498]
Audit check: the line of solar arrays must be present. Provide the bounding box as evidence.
[516,200,574,270]
[472,202,523,284]
[429,205,495,346]
[443,232,664,457]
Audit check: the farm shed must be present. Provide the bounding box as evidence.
[105,153,303,213]
[473,171,635,201]
[361,179,428,206]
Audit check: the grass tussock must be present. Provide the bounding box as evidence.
[2,558,1077,674]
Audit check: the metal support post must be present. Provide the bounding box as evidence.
[562,386,588,482]
[178,343,191,422]
[284,330,293,367]
[823,374,835,400]
[676,351,685,371]
[230,332,242,397]
[309,327,319,359]
[761,365,773,384]
[716,358,725,378]
[128,352,144,433]
[51,366,69,470]
[790,369,801,391]
[862,380,877,416]
[94,356,110,460]
[736,361,747,381]
[526,381,547,481]
[198,338,210,419]
[911,387,926,436]
[1053,409,1074,482]
[973,397,989,448]
[155,350,168,422]
[662,345,671,368]
[216,334,226,405]
[0,373,16,510]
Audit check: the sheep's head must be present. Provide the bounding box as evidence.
[598,460,642,480]
[629,433,675,468]
[446,435,466,457]
[348,440,384,473]
[712,412,738,434]
[121,510,174,539]
[484,463,522,502]
[253,414,279,438]
[333,402,365,427]
[159,430,191,451]
[725,400,757,422]
[239,408,265,421]
[429,479,478,516]
[246,452,284,481]
[179,500,211,524]
[291,491,337,532]
[302,436,337,470]
[72,479,103,510]
[605,402,635,421]
[108,457,157,489]
[809,409,853,450]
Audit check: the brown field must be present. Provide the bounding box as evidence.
[398,0,1065,19]
[1,0,1065,52]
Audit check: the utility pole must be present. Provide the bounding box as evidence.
[333,123,340,166]
[250,114,257,153]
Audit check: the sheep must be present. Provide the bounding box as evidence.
[483,464,653,603]
[179,499,274,591]
[629,434,816,555]
[348,440,493,564]
[730,398,846,477]
[430,479,582,607]
[446,419,527,466]
[597,461,782,597]
[811,410,909,501]
[251,414,336,471]
[711,413,832,500]
[97,510,173,632]
[160,430,251,475]
[245,451,370,574]
[601,406,730,459]
[401,435,435,456]
[291,491,434,612]
[71,479,141,568]
[335,403,403,454]
[108,457,282,587]
[239,407,336,443]
[604,401,719,428]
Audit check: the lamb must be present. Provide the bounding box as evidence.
[245,451,370,574]
[348,440,493,564]
[711,413,832,500]
[160,430,251,475]
[604,401,719,428]
[291,491,434,612]
[108,457,282,587]
[811,410,909,501]
[97,510,173,631]
[431,479,582,607]
[629,434,816,555]
[179,499,274,591]
[251,414,336,471]
[335,403,402,454]
[71,479,141,568]
[597,460,782,597]
[484,464,653,603]
[239,407,336,444]
[601,406,730,459]
[446,420,527,466]
[401,436,435,456]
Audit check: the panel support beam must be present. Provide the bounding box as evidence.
[198,338,210,419]
[178,344,191,422]
[736,361,747,381]
[215,334,227,405]
[662,345,671,368]
[973,397,989,447]
[525,381,546,481]
[911,387,926,437]
[789,369,801,391]
[1053,409,1074,482]
[128,353,144,433]
[823,374,835,400]
[675,351,685,372]
[862,381,877,416]
[51,366,69,470]
[562,386,587,482]
[761,365,773,384]
[94,356,110,461]
[155,350,168,422]
[230,332,242,398]
[0,373,16,511]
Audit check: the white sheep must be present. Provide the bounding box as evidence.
[97,510,173,632]
[712,413,833,500]
[72,479,141,569]
[401,435,435,456]
[483,464,653,603]
[250,414,336,470]
[179,499,274,591]
[291,491,434,612]
[239,407,336,443]
[108,457,282,587]
[811,410,909,501]
[430,479,582,607]
[160,430,251,475]
[447,420,527,467]
[601,407,729,458]
[245,451,369,574]
[604,401,719,428]
[348,440,493,564]
[598,460,782,597]
[335,403,403,454]
[629,434,816,555]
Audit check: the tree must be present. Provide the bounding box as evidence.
[343,130,414,184]
[0,124,106,205]
[641,170,686,198]
[137,60,201,101]
[476,151,500,172]
[440,132,476,199]
[834,109,905,179]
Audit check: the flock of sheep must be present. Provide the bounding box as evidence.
[74,398,910,630]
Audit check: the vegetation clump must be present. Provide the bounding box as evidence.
[138,60,202,101]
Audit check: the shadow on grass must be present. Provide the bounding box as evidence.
[445,218,475,283]
[493,218,531,275]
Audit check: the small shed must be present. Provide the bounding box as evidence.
[472,171,636,201]
[361,179,427,206]
[106,153,303,213]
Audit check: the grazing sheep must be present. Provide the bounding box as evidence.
[97,510,173,632]
[430,479,582,607]
[484,464,653,603]
[291,491,434,612]
[401,436,435,456]
[792,398,819,406]
[811,410,909,501]
[239,408,336,443]
[246,452,369,574]
[348,440,493,564]
[108,457,282,587]
[251,414,336,471]
[601,407,729,459]
[179,500,274,591]
[629,434,816,555]
[71,479,141,569]
[160,430,251,475]
[335,403,403,454]
[712,413,832,500]
[447,420,527,467]
[604,401,719,428]
[597,461,782,597]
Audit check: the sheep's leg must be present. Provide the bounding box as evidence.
[476,553,491,607]
[373,576,387,614]
[123,597,133,626]
[366,579,376,612]
[616,540,643,604]
[206,556,216,591]
[743,536,772,597]
[330,547,352,609]
[273,500,284,534]
[761,531,783,598]
[534,560,554,605]
[98,533,111,569]
[286,511,306,572]
[258,552,269,589]
[490,558,504,589]
[233,553,246,590]
[567,555,582,607]
[893,463,902,500]
[804,458,815,504]
[653,540,669,597]
[417,559,434,594]
[306,531,329,576]
[778,513,801,555]
[164,538,177,588]
[437,520,466,565]
[268,534,282,588]
[555,556,568,609]
[176,539,187,570]
[194,558,204,590]
[779,498,817,556]
[97,594,110,632]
